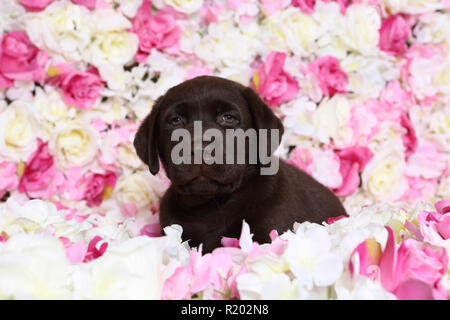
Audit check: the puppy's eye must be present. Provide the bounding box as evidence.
[169,116,184,128]
[218,114,237,126]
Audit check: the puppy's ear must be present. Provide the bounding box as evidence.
[133,97,162,175]
[242,87,284,152]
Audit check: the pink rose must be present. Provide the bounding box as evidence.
[0,31,48,83]
[415,200,450,243]
[132,0,183,62]
[252,51,299,107]
[259,0,290,16]
[72,0,96,10]
[59,66,104,109]
[83,171,117,207]
[380,80,413,111]
[399,177,438,204]
[0,73,13,89]
[291,0,316,14]
[0,161,19,199]
[18,0,54,12]
[379,14,411,56]
[18,139,64,199]
[287,147,313,175]
[200,2,222,24]
[332,146,373,197]
[308,56,348,97]
[400,113,417,160]
[351,227,448,300]
[83,236,108,263]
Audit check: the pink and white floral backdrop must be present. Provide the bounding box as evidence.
[0,0,449,300]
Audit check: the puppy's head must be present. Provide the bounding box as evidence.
[134,76,284,196]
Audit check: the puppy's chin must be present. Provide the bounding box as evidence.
[175,176,241,196]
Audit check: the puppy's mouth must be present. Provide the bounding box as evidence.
[175,175,239,196]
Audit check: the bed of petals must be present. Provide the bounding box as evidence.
[0,0,449,300]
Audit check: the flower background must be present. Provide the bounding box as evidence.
[0,0,449,299]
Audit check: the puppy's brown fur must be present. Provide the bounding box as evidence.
[134,76,347,252]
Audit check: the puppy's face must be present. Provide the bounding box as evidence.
[134,76,284,196]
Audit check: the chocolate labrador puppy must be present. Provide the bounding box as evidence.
[134,76,347,252]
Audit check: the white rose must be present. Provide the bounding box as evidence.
[313,95,353,148]
[262,7,323,56]
[425,106,450,150]
[0,198,60,235]
[115,0,144,18]
[337,4,381,56]
[114,171,166,209]
[25,0,93,61]
[90,7,133,32]
[72,236,166,299]
[78,97,128,124]
[217,65,253,86]
[310,149,343,189]
[49,121,100,169]
[0,233,72,299]
[89,31,138,66]
[281,97,316,138]
[33,86,72,123]
[409,54,443,100]
[0,1,25,35]
[178,20,202,55]
[361,147,408,202]
[6,81,35,102]
[384,0,444,14]
[341,54,399,100]
[129,98,154,120]
[414,13,450,47]
[195,21,259,68]
[153,0,204,14]
[98,65,132,92]
[368,122,405,155]
[0,101,38,162]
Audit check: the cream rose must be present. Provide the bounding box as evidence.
[113,171,166,209]
[337,4,381,56]
[0,101,38,162]
[89,31,139,67]
[25,0,92,61]
[117,143,145,170]
[361,147,408,202]
[263,7,323,56]
[33,86,72,123]
[49,121,100,169]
